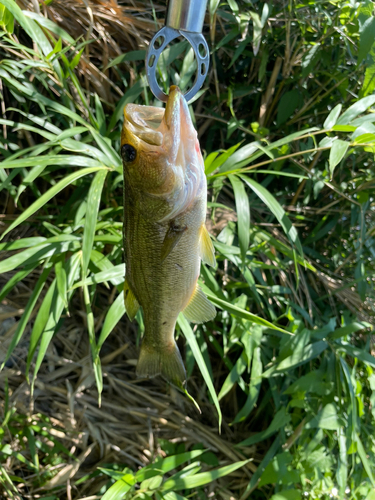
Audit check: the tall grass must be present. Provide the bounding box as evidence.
[0,0,375,498]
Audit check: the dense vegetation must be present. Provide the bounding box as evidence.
[0,0,375,498]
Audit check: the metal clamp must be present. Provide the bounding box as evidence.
[146,0,209,103]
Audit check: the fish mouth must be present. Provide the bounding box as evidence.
[123,86,196,157]
[124,103,165,146]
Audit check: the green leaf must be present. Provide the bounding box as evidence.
[105,50,146,69]
[218,350,247,400]
[249,11,262,56]
[259,452,299,487]
[82,169,107,276]
[177,314,222,428]
[72,264,125,289]
[270,491,302,500]
[305,403,341,430]
[276,90,303,125]
[358,17,375,64]
[338,344,375,369]
[238,408,290,447]
[161,459,250,492]
[356,433,375,487]
[23,10,75,44]
[240,175,303,256]
[136,451,206,482]
[96,291,125,353]
[336,427,348,496]
[158,493,188,500]
[0,240,78,274]
[323,104,342,129]
[0,167,108,240]
[0,263,37,302]
[301,43,321,77]
[329,139,349,179]
[263,341,328,377]
[206,143,241,175]
[203,290,290,334]
[101,474,136,500]
[0,264,52,370]
[229,175,250,261]
[241,434,281,495]
[361,52,375,97]
[284,371,332,396]
[328,321,368,340]
[233,346,262,422]
[31,254,81,386]
[55,259,68,310]
[337,95,375,125]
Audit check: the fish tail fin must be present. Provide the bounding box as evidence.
[136,337,187,389]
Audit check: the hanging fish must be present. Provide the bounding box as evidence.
[121,85,216,388]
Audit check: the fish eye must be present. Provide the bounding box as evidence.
[121,144,137,163]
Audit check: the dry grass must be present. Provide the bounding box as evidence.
[16,0,159,102]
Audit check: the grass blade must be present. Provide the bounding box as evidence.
[0,167,108,240]
[229,175,250,261]
[177,314,222,429]
[82,169,107,276]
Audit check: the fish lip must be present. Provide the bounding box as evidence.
[164,85,182,130]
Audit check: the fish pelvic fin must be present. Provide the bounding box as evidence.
[199,224,216,267]
[183,284,216,324]
[124,278,140,321]
[136,339,187,389]
[160,222,187,263]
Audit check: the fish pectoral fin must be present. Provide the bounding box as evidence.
[199,224,216,267]
[160,223,187,263]
[124,278,140,321]
[182,284,216,324]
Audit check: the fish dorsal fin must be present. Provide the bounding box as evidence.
[183,284,216,324]
[199,224,216,267]
[160,222,187,263]
[124,278,140,321]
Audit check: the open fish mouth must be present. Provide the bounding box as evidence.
[124,104,165,146]
[123,86,196,155]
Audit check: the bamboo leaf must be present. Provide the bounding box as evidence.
[203,289,291,334]
[82,169,107,276]
[1,167,108,240]
[96,291,125,353]
[323,104,342,129]
[0,264,52,371]
[356,434,375,487]
[337,95,375,125]
[240,175,303,256]
[229,175,250,261]
[177,314,222,428]
[30,254,81,387]
[329,140,349,179]
[161,459,250,491]
[234,346,262,423]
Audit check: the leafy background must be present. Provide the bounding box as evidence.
[0,0,375,498]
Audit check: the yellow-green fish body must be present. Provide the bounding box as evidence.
[121,86,215,387]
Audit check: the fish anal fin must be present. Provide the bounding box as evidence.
[183,284,216,324]
[199,225,216,267]
[136,339,186,389]
[124,278,140,321]
[161,223,187,263]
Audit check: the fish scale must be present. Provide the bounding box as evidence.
[121,86,216,388]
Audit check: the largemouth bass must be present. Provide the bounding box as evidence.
[121,86,216,388]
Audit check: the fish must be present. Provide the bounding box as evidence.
[121,85,216,388]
